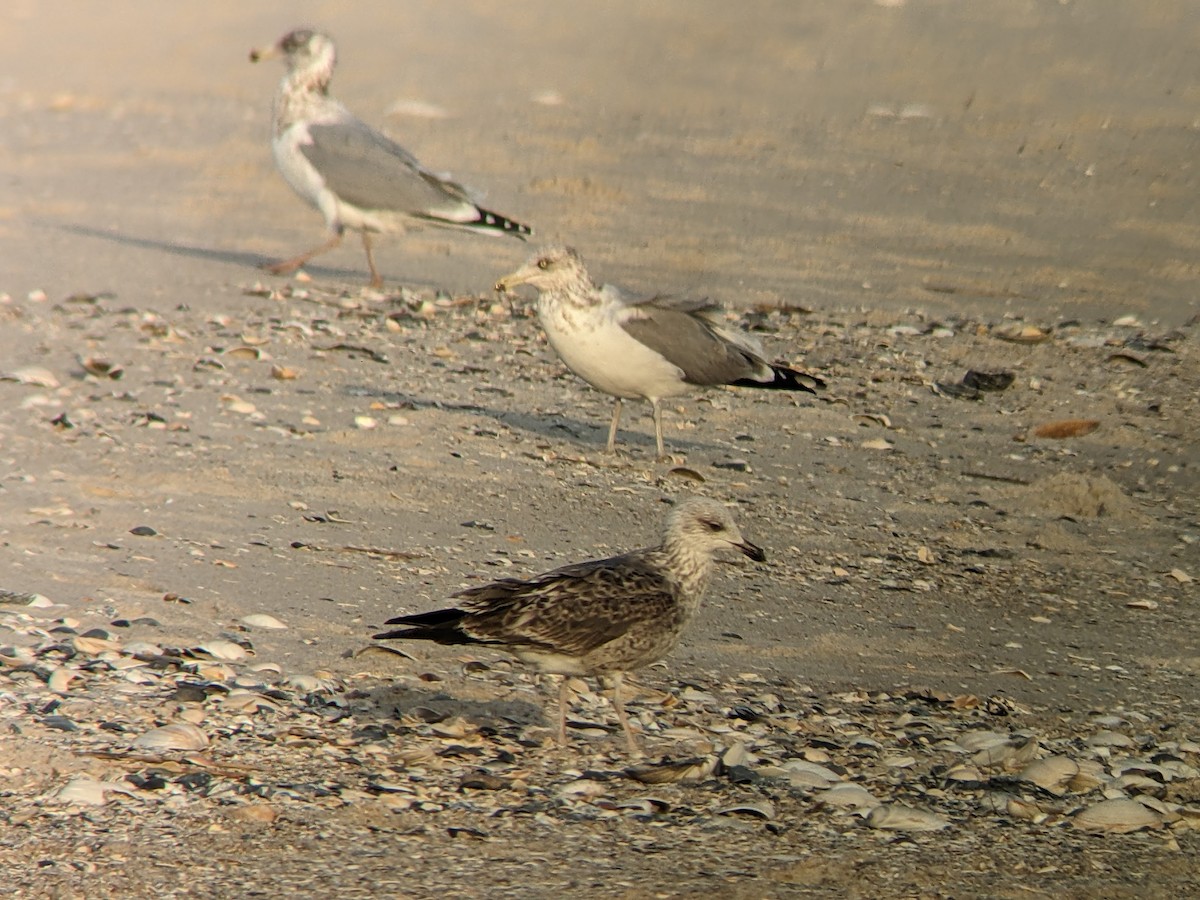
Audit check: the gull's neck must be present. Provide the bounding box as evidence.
[645,538,714,617]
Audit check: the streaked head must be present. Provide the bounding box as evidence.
[664,497,765,562]
[250,28,336,75]
[495,245,593,296]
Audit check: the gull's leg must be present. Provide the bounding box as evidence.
[651,400,666,459]
[611,673,640,756]
[266,229,344,276]
[361,232,383,289]
[556,676,569,747]
[605,398,624,453]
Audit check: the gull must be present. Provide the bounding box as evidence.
[496,246,825,458]
[250,28,531,288]
[373,497,765,754]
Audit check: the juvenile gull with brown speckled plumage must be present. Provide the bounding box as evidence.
[374,497,765,753]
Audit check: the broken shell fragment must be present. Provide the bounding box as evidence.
[241,614,287,630]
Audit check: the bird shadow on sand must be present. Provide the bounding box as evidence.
[45,221,417,287]
[343,383,712,458]
[364,682,546,731]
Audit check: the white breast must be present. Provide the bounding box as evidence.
[538,299,690,402]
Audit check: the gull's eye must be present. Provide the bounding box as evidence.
[537,258,551,270]
[702,519,724,533]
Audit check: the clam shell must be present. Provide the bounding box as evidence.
[56,778,111,806]
[717,800,775,820]
[132,722,210,752]
[816,783,877,810]
[47,667,80,693]
[626,755,720,785]
[240,614,287,631]
[1072,798,1164,833]
[197,640,249,661]
[1018,756,1082,795]
[773,759,843,788]
[866,804,950,832]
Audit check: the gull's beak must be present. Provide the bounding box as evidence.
[249,42,279,64]
[494,263,535,294]
[736,540,766,563]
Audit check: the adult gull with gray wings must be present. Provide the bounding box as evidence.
[497,246,825,457]
[250,28,531,288]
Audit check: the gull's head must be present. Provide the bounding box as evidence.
[250,28,336,77]
[495,245,592,297]
[665,497,766,563]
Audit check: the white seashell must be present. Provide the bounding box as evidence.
[1073,798,1164,833]
[197,640,249,661]
[56,778,110,806]
[132,722,209,752]
[866,804,950,832]
[775,759,843,788]
[286,674,332,693]
[123,641,164,657]
[73,635,121,655]
[817,783,877,810]
[3,366,60,388]
[1086,730,1134,749]
[1018,756,1082,795]
[240,614,287,630]
[717,801,775,820]
[222,691,279,714]
[721,742,750,768]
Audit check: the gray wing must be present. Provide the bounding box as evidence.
[301,121,480,220]
[619,303,769,386]
[452,554,678,657]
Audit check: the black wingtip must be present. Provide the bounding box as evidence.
[474,208,533,240]
[732,365,826,394]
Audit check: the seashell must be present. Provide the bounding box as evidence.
[1073,798,1164,833]
[866,804,950,832]
[772,759,843,788]
[721,742,750,768]
[240,614,287,630]
[1112,774,1165,796]
[223,346,264,361]
[79,357,124,379]
[1086,730,1134,749]
[944,763,984,784]
[47,667,80,693]
[626,755,720,785]
[222,690,279,714]
[286,674,334,693]
[717,800,775,820]
[195,663,237,682]
[73,635,121,655]
[1005,796,1048,823]
[1018,756,1083,795]
[132,722,210,752]
[992,323,1051,344]
[56,778,111,806]
[1031,419,1100,440]
[816,783,877,810]
[2,366,60,387]
[196,640,249,661]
